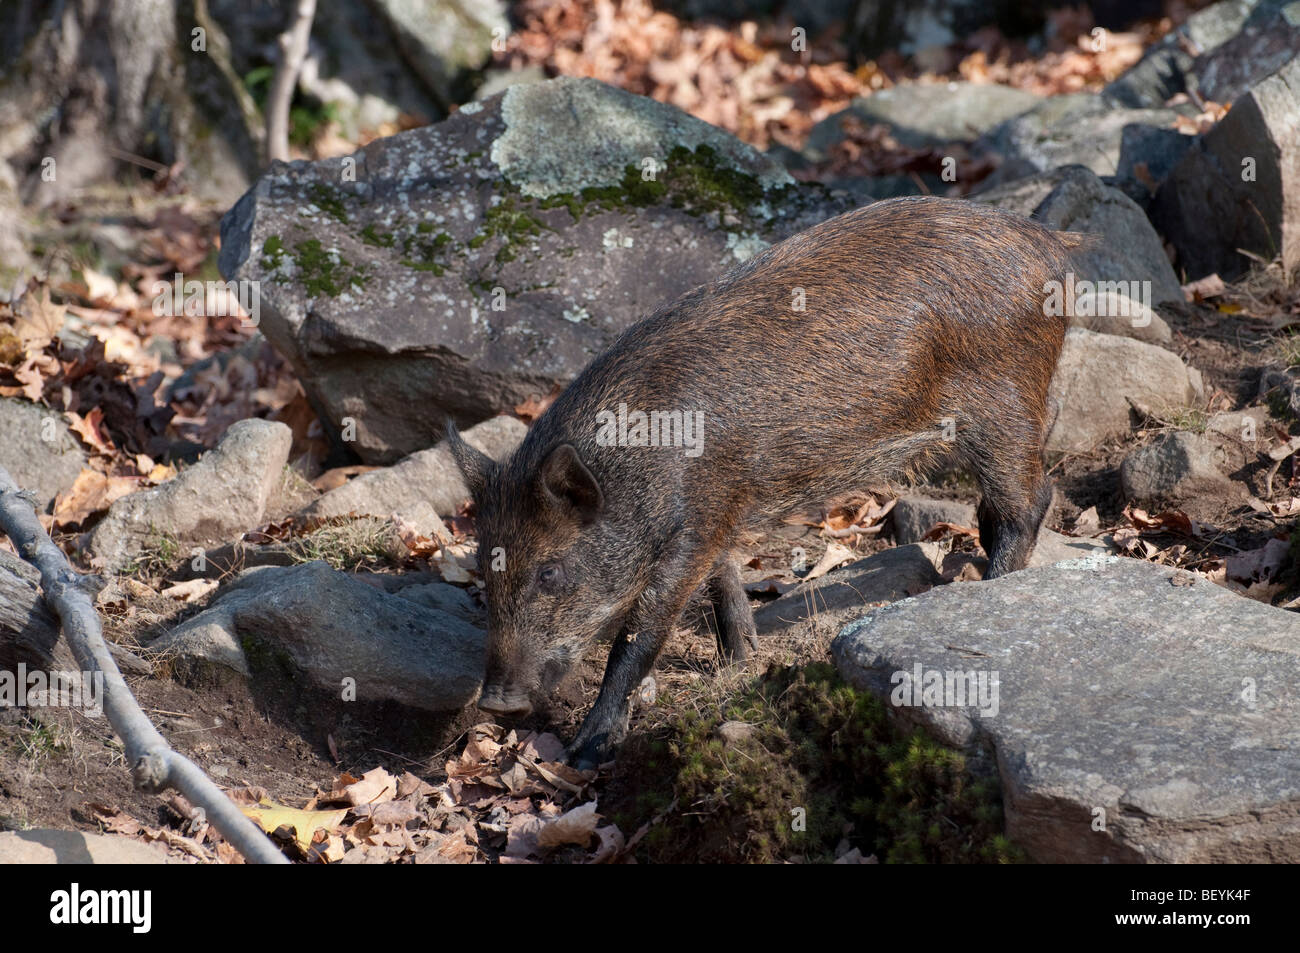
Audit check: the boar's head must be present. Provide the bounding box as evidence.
[447,423,632,718]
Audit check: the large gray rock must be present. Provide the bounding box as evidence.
[1151,54,1300,281]
[150,561,484,710]
[304,415,525,521]
[756,531,1112,642]
[1113,123,1196,207]
[220,76,848,463]
[832,556,1300,862]
[756,543,946,640]
[974,165,1184,306]
[0,398,85,510]
[805,82,1041,156]
[371,0,508,106]
[0,829,178,864]
[976,93,1183,187]
[85,419,291,571]
[1106,0,1300,108]
[890,496,976,544]
[1048,329,1203,453]
[1120,431,1238,502]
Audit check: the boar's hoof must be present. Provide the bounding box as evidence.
[565,737,610,772]
[565,719,626,770]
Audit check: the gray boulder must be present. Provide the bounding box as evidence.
[755,543,946,640]
[891,496,976,544]
[1151,54,1300,281]
[975,93,1183,187]
[0,398,86,510]
[1120,431,1238,502]
[974,165,1184,306]
[220,76,848,463]
[150,561,485,710]
[805,82,1040,156]
[1048,329,1203,454]
[85,419,291,572]
[1105,0,1300,108]
[756,530,1113,642]
[832,556,1300,862]
[371,0,508,106]
[303,415,525,521]
[1113,123,1195,206]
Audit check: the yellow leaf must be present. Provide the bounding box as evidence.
[240,799,348,852]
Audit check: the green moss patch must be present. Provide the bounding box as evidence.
[610,662,1023,864]
[293,239,367,296]
[537,144,776,223]
[307,184,350,224]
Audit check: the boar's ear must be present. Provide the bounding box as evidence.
[539,444,603,523]
[445,419,496,501]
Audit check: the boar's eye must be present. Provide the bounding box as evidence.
[536,562,566,593]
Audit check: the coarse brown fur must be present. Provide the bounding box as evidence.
[449,195,1084,765]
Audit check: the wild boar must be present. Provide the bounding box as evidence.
[448,195,1086,766]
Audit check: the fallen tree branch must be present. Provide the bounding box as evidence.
[0,466,287,865]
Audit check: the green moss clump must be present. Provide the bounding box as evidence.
[612,662,1023,864]
[395,229,454,274]
[462,197,550,261]
[535,144,771,224]
[360,225,395,248]
[307,184,350,224]
[294,239,366,296]
[260,235,286,270]
[662,143,766,214]
[401,259,445,275]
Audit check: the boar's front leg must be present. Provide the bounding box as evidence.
[708,556,758,662]
[566,540,718,769]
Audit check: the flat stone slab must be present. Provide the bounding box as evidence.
[832,556,1300,862]
[757,531,1111,642]
[0,829,178,864]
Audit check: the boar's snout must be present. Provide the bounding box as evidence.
[477,684,533,718]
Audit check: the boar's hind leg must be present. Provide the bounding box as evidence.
[708,557,758,662]
[975,451,1053,579]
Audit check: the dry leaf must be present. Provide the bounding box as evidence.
[804,542,855,581]
[159,578,218,602]
[52,469,140,529]
[1182,273,1226,302]
[537,799,601,849]
[339,767,398,806]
